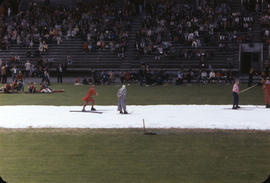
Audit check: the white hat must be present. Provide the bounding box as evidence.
[122,85,126,88]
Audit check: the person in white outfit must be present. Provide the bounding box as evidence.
[117,85,128,114]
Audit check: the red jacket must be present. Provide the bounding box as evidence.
[82,88,96,102]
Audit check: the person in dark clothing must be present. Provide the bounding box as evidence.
[42,70,50,85]
[93,70,101,85]
[248,67,256,87]
[119,71,125,84]
[265,64,269,77]
[138,68,145,86]
[56,64,63,83]
[1,64,7,84]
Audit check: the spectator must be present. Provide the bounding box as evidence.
[176,69,184,85]
[16,71,24,92]
[11,65,17,81]
[200,70,208,84]
[215,71,222,83]
[1,64,7,83]
[56,35,62,45]
[42,70,50,85]
[25,60,31,77]
[108,71,115,84]
[83,42,88,53]
[56,64,63,83]
[28,82,37,93]
[209,70,216,83]
[67,56,72,66]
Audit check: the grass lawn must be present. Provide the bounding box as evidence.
[0,83,265,105]
[0,129,269,183]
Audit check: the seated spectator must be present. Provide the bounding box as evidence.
[28,82,37,93]
[16,71,24,92]
[67,56,73,66]
[200,70,208,84]
[15,55,20,62]
[215,71,222,83]
[56,36,62,45]
[108,71,115,84]
[176,70,184,85]
[87,42,92,52]
[39,81,52,93]
[39,41,44,52]
[124,71,131,83]
[3,83,13,93]
[101,71,109,85]
[83,42,88,53]
[74,78,82,85]
[187,68,194,83]
[43,41,48,52]
[119,71,125,84]
[209,70,216,83]
[82,76,89,85]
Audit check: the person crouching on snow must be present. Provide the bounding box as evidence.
[262,77,270,108]
[117,85,128,114]
[232,79,240,109]
[82,85,98,111]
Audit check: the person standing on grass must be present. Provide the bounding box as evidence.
[42,70,51,85]
[262,77,270,108]
[11,65,17,81]
[1,64,7,83]
[248,67,256,87]
[117,85,128,114]
[56,64,63,83]
[82,85,98,111]
[25,60,31,77]
[232,79,240,109]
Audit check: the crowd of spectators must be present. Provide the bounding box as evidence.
[0,0,134,58]
[80,0,134,58]
[0,0,268,87]
[260,1,270,45]
[0,0,137,85]
[136,0,256,60]
[74,61,236,86]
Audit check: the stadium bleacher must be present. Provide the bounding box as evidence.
[0,0,269,83]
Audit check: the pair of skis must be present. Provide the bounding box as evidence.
[70,110,103,114]
[69,110,131,114]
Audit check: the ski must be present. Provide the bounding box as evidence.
[70,110,103,114]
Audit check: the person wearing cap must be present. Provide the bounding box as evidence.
[117,85,128,114]
[232,79,240,109]
[82,85,98,111]
[262,77,270,108]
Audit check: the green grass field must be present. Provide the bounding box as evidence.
[0,83,265,105]
[0,129,269,183]
[0,84,269,183]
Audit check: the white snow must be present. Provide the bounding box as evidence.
[0,105,269,130]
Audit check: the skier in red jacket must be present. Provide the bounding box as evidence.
[262,77,270,108]
[82,85,98,111]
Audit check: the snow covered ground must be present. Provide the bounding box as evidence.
[0,105,269,130]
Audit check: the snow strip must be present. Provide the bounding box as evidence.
[0,105,269,130]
